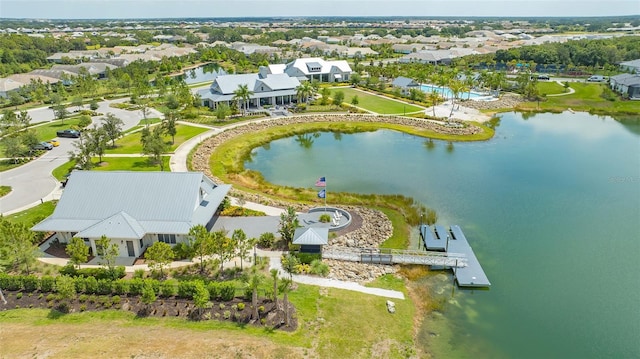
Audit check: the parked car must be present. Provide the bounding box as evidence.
[537,74,550,80]
[33,141,54,151]
[47,139,60,147]
[56,129,81,138]
[587,75,605,82]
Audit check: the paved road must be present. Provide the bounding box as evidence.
[0,98,163,215]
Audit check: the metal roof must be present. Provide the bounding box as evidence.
[76,211,146,239]
[392,76,419,88]
[257,73,300,91]
[293,227,328,245]
[32,171,230,237]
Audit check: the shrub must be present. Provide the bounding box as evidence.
[97,279,113,295]
[78,294,88,303]
[133,269,145,279]
[223,310,231,319]
[258,305,265,313]
[112,295,121,304]
[237,302,245,311]
[84,276,98,294]
[207,282,220,300]
[22,275,39,292]
[73,277,86,293]
[172,242,191,260]
[128,278,145,296]
[258,232,275,248]
[0,274,22,291]
[219,282,236,301]
[40,276,55,292]
[160,280,178,297]
[80,304,87,312]
[219,303,226,310]
[319,214,331,223]
[178,281,198,299]
[294,263,310,274]
[16,292,23,299]
[46,293,56,302]
[310,259,330,277]
[294,252,321,265]
[112,280,130,295]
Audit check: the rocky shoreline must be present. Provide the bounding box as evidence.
[461,93,523,111]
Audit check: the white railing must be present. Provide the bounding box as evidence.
[322,246,467,267]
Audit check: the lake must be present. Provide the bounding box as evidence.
[244,112,640,358]
[175,63,223,84]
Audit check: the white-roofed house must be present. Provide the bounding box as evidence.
[198,68,301,110]
[280,57,352,83]
[32,171,231,259]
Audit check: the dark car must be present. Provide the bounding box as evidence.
[56,129,81,138]
[33,141,54,150]
[537,74,550,80]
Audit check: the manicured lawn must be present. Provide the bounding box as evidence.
[518,83,640,116]
[0,185,11,198]
[106,124,209,154]
[0,160,26,172]
[5,201,56,226]
[537,81,568,96]
[34,118,83,141]
[330,88,423,114]
[94,156,171,172]
[52,160,77,181]
[122,118,162,134]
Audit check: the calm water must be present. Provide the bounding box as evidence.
[175,63,223,84]
[421,84,488,100]
[245,112,640,358]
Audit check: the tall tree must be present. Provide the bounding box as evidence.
[66,237,89,268]
[192,280,211,319]
[162,111,178,144]
[428,90,440,117]
[279,278,293,327]
[296,81,314,103]
[141,125,169,171]
[278,206,299,244]
[95,235,119,270]
[246,268,265,321]
[332,90,345,107]
[101,113,124,148]
[188,224,214,274]
[0,219,37,274]
[86,125,109,163]
[144,241,174,277]
[232,84,253,115]
[232,229,251,270]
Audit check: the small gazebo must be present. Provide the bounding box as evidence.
[292,227,329,254]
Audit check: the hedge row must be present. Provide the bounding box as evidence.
[0,274,238,302]
[59,265,126,280]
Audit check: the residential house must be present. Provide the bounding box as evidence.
[619,59,640,74]
[269,57,352,83]
[198,69,301,109]
[609,73,640,99]
[0,78,22,98]
[392,76,421,95]
[32,171,231,258]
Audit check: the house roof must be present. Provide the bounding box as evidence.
[32,171,231,236]
[293,227,329,245]
[205,73,300,98]
[620,59,640,68]
[611,73,640,86]
[285,57,352,76]
[392,76,419,88]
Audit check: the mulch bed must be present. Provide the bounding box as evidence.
[0,290,297,330]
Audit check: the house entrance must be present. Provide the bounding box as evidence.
[126,241,135,257]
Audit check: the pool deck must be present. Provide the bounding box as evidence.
[420,224,491,288]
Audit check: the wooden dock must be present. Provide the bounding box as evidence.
[420,224,491,288]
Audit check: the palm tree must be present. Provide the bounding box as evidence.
[233,84,253,115]
[270,268,279,304]
[428,90,440,117]
[246,269,265,321]
[296,81,314,103]
[279,278,293,327]
[449,80,465,117]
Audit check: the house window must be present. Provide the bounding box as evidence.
[139,238,144,249]
[158,233,176,244]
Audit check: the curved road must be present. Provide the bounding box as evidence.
[0,98,162,215]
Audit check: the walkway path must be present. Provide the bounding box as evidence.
[546,81,575,97]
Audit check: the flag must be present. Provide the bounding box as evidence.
[315,177,326,187]
[317,189,326,199]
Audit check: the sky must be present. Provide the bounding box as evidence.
[0,0,638,19]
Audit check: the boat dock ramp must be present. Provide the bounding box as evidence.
[420,224,491,288]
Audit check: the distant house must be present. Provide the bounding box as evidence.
[392,76,420,95]
[269,57,352,83]
[609,73,640,99]
[198,69,301,110]
[32,171,231,258]
[619,59,640,74]
[0,78,22,98]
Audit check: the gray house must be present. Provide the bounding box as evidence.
[198,71,301,110]
[392,76,420,95]
[610,73,640,99]
[268,57,352,83]
[32,171,231,258]
[293,227,328,254]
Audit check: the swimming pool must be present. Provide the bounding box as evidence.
[420,84,489,100]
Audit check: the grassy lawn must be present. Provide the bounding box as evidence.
[35,118,83,141]
[94,156,171,172]
[0,185,11,198]
[518,83,640,116]
[122,118,162,134]
[5,201,56,226]
[106,124,209,154]
[0,279,416,358]
[330,88,423,114]
[0,160,26,172]
[538,81,569,96]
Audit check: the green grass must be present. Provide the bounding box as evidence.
[518,83,640,116]
[106,124,209,154]
[537,81,568,96]
[0,281,416,358]
[34,118,83,141]
[94,156,171,172]
[5,201,56,226]
[330,88,424,114]
[122,118,163,134]
[377,207,412,249]
[52,160,77,181]
[0,185,11,198]
[0,160,27,172]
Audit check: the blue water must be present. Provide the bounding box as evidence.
[176,63,223,84]
[421,84,488,100]
[245,112,640,358]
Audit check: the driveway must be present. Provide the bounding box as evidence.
[0,98,163,215]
